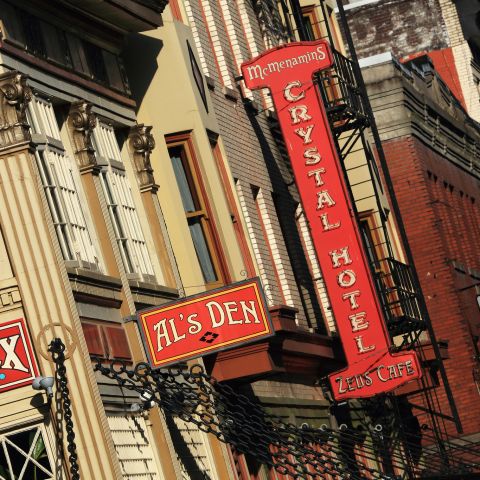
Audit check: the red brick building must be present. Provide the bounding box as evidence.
[363,55,480,440]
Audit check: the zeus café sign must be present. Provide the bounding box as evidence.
[241,41,420,400]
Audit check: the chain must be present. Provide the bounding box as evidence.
[94,359,480,478]
[50,338,80,480]
[94,359,403,479]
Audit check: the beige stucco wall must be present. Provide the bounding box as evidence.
[128,11,257,298]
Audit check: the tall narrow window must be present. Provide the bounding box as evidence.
[359,216,381,271]
[167,137,225,287]
[92,121,155,281]
[301,6,323,41]
[28,96,102,270]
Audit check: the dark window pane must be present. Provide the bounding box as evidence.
[31,434,50,470]
[0,0,25,44]
[0,443,10,479]
[103,50,125,92]
[302,15,316,41]
[9,430,31,456]
[83,41,108,83]
[360,220,379,268]
[20,11,46,57]
[5,442,25,475]
[66,33,91,76]
[170,148,198,212]
[41,22,72,67]
[188,218,217,283]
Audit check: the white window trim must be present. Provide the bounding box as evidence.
[28,95,103,271]
[93,121,156,281]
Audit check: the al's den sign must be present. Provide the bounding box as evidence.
[138,278,273,368]
[241,41,420,400]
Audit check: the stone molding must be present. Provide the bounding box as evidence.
[128,124,158,192]
[68,101,100,174]
[0,71,32,149]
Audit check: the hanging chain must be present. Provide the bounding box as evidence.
[94,359,480,479]
[49,338,80,480]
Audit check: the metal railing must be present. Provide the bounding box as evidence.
[374,258,426,338]
[316,49,369,130]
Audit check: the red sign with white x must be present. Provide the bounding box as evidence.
[0,318,39,393]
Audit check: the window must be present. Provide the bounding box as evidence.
[0,425,55,480]
[301,6,323,41]
[28,96,102,270]
[359,217,381,270]
[0,1,129,93]
[167,137,225,287]
[81,320,132,361]
[83,41,108,84]
[93,121,156,281]
[41,22,72,67]
[20,10,46,57]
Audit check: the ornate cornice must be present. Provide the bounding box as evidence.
[128,124,158,192]
[0,71,32,149]
[68,101,100,174]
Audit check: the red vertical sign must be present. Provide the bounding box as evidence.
[242,41,420,400]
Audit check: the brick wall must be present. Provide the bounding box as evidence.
[345,0,449,60]
[184,0,328,332]
[383,135,480,435]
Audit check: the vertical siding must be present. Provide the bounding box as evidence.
[108,414,163,479]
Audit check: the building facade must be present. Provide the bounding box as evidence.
[123,0,464,477]
[0,0,187,478]
[363,53,480,439]
[344,0,480,445]
[343,0,480,120]
[0,0,478,479]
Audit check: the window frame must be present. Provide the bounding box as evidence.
[92,120,157,282]
[27,94,103,271]
[301,5,323,41]
[0,423,58,480]
[166,133,229,289]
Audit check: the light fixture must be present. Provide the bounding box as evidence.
[130,390,156,412]
[32,376,54,398]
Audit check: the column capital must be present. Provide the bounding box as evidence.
[68,101,100,174]
[0,71,32,149]
[128,124,158,192]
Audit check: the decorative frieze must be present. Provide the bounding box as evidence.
[0,284,22,312]
[68,101,99,174]
[128,124,157,192]
[0,71,31,149]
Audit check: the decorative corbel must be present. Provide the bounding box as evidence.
[68,101,99,174]
[128,124,158,192]
[0,71,32,149]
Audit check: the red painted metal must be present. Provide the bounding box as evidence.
[0,318,39,393]
[138,278,273,368]
[241,40,421,400]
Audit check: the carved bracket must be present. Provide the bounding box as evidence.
[128,124,157,192]
[0,71,32,149]
[68,101,99,174]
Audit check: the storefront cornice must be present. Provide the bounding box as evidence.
[205,304,340,383]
